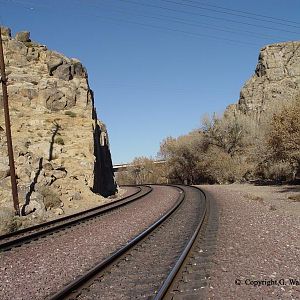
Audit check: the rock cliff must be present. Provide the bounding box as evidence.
[0,27,116,226]
[228,41,300,119]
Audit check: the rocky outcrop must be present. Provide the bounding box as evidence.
[228,41,300,120]
[0,27,116,226]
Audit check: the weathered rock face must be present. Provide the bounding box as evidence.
[0,27,116,224]
[229,41,300,119]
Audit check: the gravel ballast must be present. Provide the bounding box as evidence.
[200,184,300,300]
[0,185,179,300]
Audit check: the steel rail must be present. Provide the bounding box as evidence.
[0,186,150,251]
[48,185,185,300]
[0,186,141,240]
[154,186,208,299]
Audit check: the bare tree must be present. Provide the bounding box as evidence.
[267,97,300,180]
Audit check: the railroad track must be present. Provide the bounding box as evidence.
[48,185,208,300]
[0,185,150,251]
[157,188,218,299]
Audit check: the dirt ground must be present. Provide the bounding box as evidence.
[0,186,132,234]
[61,186,128,216]
[220,183,300,217]
[200,183,300,300]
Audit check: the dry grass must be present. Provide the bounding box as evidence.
[55,137,65,145]
[39,187,62,210]
[64,111,77,118]
[244,193,264,203]
[0,208,20,234]
[288,194,300,202]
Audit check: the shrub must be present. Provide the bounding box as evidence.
[288,194,300,202]
[115,171,136,185]
[201,111,257,157]
[199,146,250,184]
[64,111,77,118]
[0,208,20,234]
[39,187,62,210]
[156,95,299,184]
[23,41,39,48]
[116,156,168,185]
[254,161,293,182]
[55,137,65,145]
[267,97,300,178]
[159,131,204,184]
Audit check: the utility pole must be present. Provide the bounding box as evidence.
[0,27,20,216]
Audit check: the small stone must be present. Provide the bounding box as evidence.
[52,169,67,179]
[72,192,82,201]
[16,156,27,165]
[43,163,53,171]
[53,208,64,216]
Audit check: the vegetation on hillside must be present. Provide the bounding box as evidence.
[116,157,168,185]
[117,96,300,185]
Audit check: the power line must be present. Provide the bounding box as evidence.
[159,0,300,29]
[92,14,261,46]
[3,0,300,40]
[115,0,300,35]
[0,0,290,47]
[187,0,300,26]
[0,0,261,47]
[83,1,288,41]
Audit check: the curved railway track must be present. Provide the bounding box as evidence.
[0,184,181,300]
[0,185,150,251]
[160,189,218,299]
[48,185,208,300]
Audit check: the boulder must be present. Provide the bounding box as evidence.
[23,199,45,216]
[15,31,31,42]
[52,169,67,179]
[72,61,87,78]
[40,88,65,111]
[16,166,31,183]
[47,57,63,75]
[43,162,53,171]
[53,207,64,215]
[0,26,11,37]
[52,64,72,81]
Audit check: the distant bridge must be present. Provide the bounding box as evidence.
[113,160,166,172]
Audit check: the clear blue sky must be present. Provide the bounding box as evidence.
[1,0,300,164]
